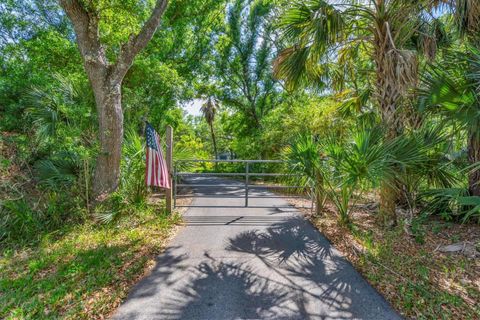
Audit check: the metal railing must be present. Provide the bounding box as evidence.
[173,159,313,209]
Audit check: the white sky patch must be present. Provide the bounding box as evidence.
[182,99,204,117]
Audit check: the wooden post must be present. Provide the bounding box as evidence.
[165,125,173,214]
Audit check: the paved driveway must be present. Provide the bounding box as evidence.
[113,177,401,320]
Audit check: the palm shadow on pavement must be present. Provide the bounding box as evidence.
[224,217,400,320]
[114,218,400,320]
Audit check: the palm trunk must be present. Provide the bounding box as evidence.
[92,83,124,199]
[209,123,218,160]
[468,130,480,196]
[374,8,402,226]
[376,74,400,226]
[314,171,324,216]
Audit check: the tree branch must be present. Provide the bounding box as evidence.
[58,0,106,67]
[112,0,168,82]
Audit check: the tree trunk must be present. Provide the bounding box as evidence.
[379,181,397,226]
[314,171,324,216]
[374,11,402,227]
[92,83,124,199]
[209,123,218,160]
[468,130,480,196]
[59,0,169,202]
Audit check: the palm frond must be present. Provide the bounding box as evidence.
[418,48,480,129]
[275,0,347,89]
[26,73,79,141]
[282,134,322,189]
[201,97,217,124]
[34,152,79,188]
[421,187,480,222]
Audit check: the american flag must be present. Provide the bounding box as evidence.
[145,123,170,189]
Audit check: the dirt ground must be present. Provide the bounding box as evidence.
[288,197,480,319]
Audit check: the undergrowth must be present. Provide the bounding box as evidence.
[0,207,181,319]
[312,211,480,319]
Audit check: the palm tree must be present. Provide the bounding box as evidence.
[418,0,480,196]
[440,0,480,45]
[432,1,480,196]
[284,124,456,226]
[276,0,442,225]
[282,134,326,216]
[201,97,218,160]
[419,48,480,196]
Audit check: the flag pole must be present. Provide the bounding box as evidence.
[165,125,173,214]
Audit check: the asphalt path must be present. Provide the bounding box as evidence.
[113,177,401,320]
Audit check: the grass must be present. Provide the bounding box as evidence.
[0,209,181,319]
[308,205,480,319]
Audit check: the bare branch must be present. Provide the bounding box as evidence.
[112,0,168,82]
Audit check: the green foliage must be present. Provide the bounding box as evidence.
[1,0,479,249]
[421,188,480,223]
[0,0,225,248]
[34,151,80,188]
[0,199,38,245]
[283,134,321,189]
[276,0,347,90]
[212,0,281,130]
[282,134,325,211]
[0,211,180,319]
[275,0,444,92]
[120,129,148,206]
[2,1,480,319]
[283,122,461,225]
[0,193,85,247]
[322,126,386,225]
[284,126,389,225]
[419,47,480,135]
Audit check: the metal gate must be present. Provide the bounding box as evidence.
[173,159,312,209]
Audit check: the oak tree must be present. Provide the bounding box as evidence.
[59,0,168,200]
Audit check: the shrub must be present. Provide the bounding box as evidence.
[0,192,84,247]
[421,188,480,223]
[0,199,39,245]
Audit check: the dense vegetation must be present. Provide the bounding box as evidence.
[1,0,479,319]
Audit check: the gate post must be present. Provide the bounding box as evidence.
[245,161,249,207]
[165,125,173,214]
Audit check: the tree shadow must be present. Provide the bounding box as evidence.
[225,217,401,319]
[226,217,333,263]
[113,212,399,319]
[119,245,188,301]
[154,259,306,320]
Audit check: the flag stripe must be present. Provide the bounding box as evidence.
[145,123,171,189]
